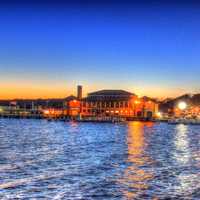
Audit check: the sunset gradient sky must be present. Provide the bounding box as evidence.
[1,1,200,99]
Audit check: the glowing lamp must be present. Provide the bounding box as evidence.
[134,100,140,104]
[44,110,50,114]
[156,112,162,118]
[178,101,187,110]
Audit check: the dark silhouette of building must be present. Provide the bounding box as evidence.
[77,85,82,100]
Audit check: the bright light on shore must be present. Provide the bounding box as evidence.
[156,112,162,118]
[134,100,140,104]
[178,102,187,110]
[44,110,50,114]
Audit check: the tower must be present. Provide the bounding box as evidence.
[77,85,82,100]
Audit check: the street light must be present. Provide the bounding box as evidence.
[44,110,50,114]
[178,101,187,110]
[134,100,140,104]
[156,112,162,118]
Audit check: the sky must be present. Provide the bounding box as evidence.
[1,0,200,99]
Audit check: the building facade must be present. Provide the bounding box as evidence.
[43,96,81,118]
[174,105,200,119]
[81,90,158,118]
[0,86,158,119]
[63,95,80,117]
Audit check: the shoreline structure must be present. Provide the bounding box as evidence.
[0,85,159,122]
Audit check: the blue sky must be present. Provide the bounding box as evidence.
[0,1,200,99]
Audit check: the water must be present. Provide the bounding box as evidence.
[0,119,200,199]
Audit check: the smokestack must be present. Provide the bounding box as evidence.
[77,85,82,100]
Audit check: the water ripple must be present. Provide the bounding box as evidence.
[0,119,200,199]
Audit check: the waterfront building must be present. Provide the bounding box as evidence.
[81,89,158,118]
[81,90,136,117]
[43,96,81,118]
[140,96,159,118]
[0,86,158,119]
[63,95,80,117]
[174,105,200,119]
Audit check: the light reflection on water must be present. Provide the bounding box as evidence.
[119,122,154,199]
[172,124,200,197]
[0,119,200,199]
[173,124,190,165]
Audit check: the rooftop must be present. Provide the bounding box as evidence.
[88,90,135,96]
[64,95,78,101]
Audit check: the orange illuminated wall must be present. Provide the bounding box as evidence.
[68,100,81,116]
[43,108,63,117]
[80,97,158,118]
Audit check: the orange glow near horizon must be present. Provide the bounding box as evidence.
[0,81,189,100]
[0,81,74,99]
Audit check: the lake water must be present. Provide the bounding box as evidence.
[0,119,200,199]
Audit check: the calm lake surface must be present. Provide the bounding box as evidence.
[0,119,200,199]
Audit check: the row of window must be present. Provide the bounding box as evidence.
[82,109,130,114]
[82,101,129,108]
[81,109,153,117]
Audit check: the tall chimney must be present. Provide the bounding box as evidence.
[77,85,82,100]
